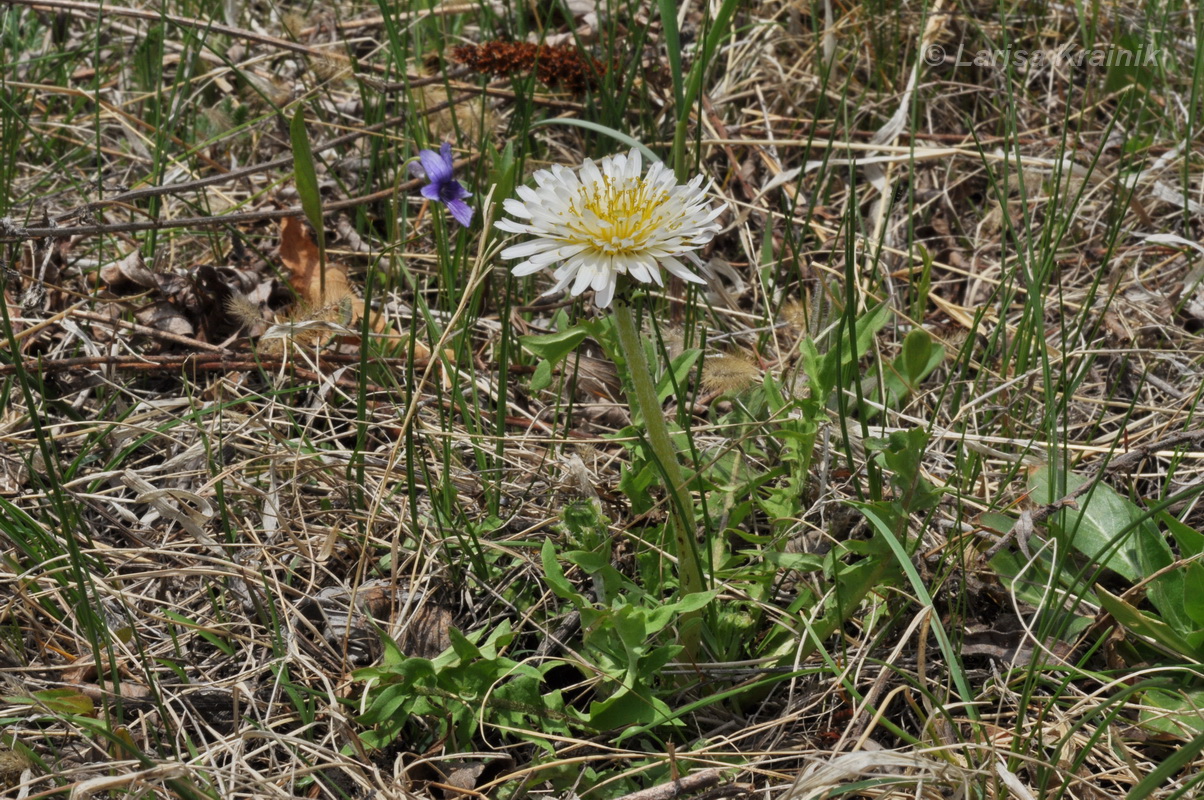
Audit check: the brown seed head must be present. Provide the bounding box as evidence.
[701,353,763,395]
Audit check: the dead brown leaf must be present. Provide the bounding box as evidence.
[280,215,347,308]
[278,216,387,335]
[101,250,160,295]
[135,300,194,338]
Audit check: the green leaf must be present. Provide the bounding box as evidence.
[588,685,674,732]
[643,589,718,635]
[447,627,480,661]
[639,643,683,677]
[520,327,589,362]
[358,683,412,727]
[618,460,657,515]
[1139,525,1195,636]
[848,303,891,362]
[492,674,561,733]
[290,107,326,287]
[1104,34,1158,93]
[763,551,826,572]
[760,371,789,413]
[566,549,611,573]
[874,427,942,515]
[901,328,938,384]
[522,327,589,393]
[611,606,648,655]
[290,108,325,240]
[880,329,944,409]
[476,619,514,659]
[1096,585,1204,659]
[133,25,165,92]
[530,359,553,393]
[1162,511,1204,558]
[671,589,720,616]
[803,303,891,403]
[487,140,518,219]
[542,539,580,603]
[26,688,94,716]
[1029,462,1172,582]
[656,348,701,403]
[980,509,1100,631]
[562,498,612,551]
[1183,563,1204,626]
[1140,688,1204,739]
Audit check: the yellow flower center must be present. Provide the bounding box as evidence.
[570,177,671,256]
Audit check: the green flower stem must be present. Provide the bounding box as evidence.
[611,298,704,600]
[670,0,740,182]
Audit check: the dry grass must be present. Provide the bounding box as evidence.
[2,0,1204,798]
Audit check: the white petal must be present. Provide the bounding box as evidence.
[511,260,546,276]
[571,264,595,296]
[626,257,651,284]
[662,256,706,284]
[496,219,537,234]
[624,149,642,179]
[516,185,543,204]
[633,257,663,286]
[645,260,664,287]
[502,239,562,258]
[542,269,576,296]
[644,159,663,186]
[550,164,579,192]
[591,262,613,291]
[594,274,617,308]
[552,259,578,281]
[603,153,622,180]
[702,202,726,223]
[525,249,571,268]
[581,158,603,188]
[502,198,532,219]
[527,243,589,266]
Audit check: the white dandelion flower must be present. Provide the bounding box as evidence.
[496,149,726,308]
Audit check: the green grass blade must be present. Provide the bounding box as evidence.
[290,106,327,298]
[1126,729,1204,799]
[655,0,684,109]
[530,117,660,163]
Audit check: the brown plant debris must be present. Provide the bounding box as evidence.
[451,41,605,93]
[278,215,388,337]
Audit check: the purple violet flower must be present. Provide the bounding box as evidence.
[412,142,473,227]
